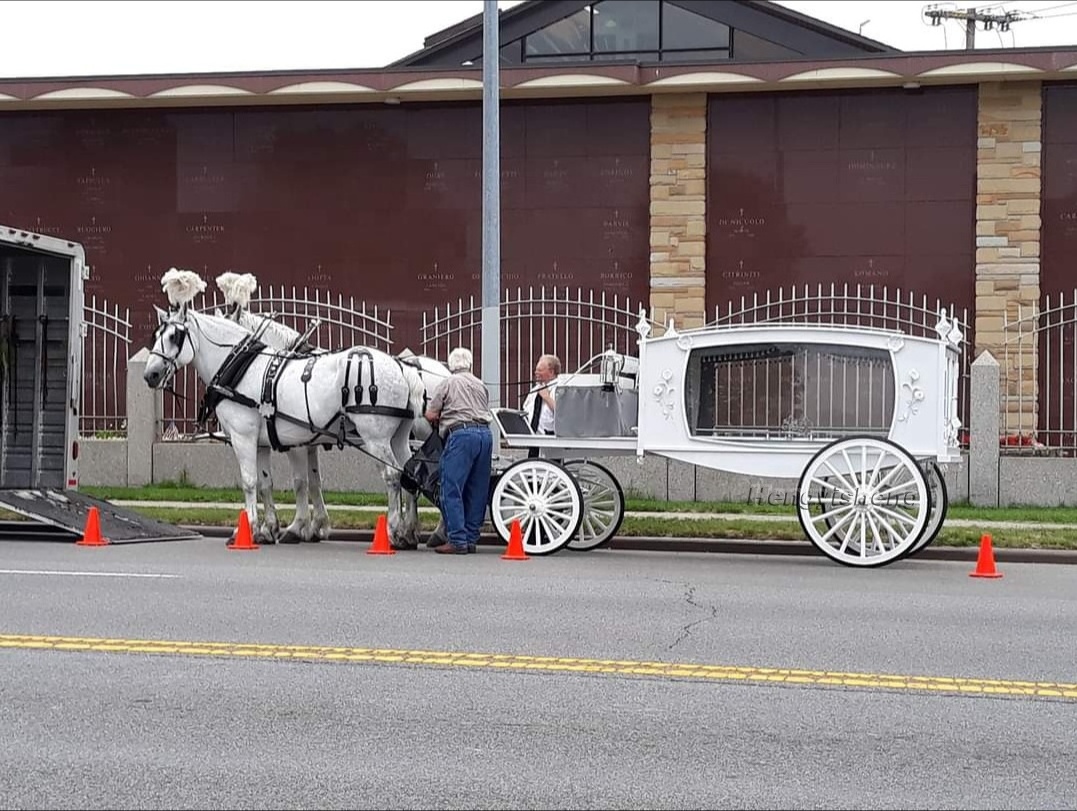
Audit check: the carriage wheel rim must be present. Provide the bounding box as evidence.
[909,461,947,555]
[563,460,625,551]
[797,437,929,568]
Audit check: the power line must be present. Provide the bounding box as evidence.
[922,4,1034,48]
[1026,1,1077,14]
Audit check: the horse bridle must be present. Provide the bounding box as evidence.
[149,319,191,388]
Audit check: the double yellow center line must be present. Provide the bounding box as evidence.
[2,633,1074,700]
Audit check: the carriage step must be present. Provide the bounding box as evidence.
[0,488,203,543]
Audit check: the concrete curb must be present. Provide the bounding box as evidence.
[184,526,1077,565]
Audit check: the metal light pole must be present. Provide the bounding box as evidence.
[481,0,501,408]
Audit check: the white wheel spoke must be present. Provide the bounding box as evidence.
[872,460,906,492]
[504,479,531,501]
[837,513,859,554]
[537,514,561,545]
[841,448,860,489]
[822,459,857,493]
[865,512,888,554]
[876,479,918,499]
[875,512,908,547]
[874,504,919,527]
[812,503,853,525]
[821,510,857,545]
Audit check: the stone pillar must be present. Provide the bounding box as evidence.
[126,347,160,487]
[969,351,1001,507]
[975,81,1042,439]
[649,93,707,332]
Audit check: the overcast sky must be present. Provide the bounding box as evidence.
[0,0,1075,79]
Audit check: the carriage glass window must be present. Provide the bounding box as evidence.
[684,343,895,440]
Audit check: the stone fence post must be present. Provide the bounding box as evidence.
[969,350,1000,507]
[126,347,160,487]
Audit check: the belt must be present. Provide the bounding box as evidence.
[447,421,489,435]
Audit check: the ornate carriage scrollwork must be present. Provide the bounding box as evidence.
[781,415,813,438]
[652,369,676,420]
[886,334,905,353]
[635,309,652,341]
[936,307,964,347]
[898,368,925,422]
[944,416,962,448]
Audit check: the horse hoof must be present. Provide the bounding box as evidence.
[279,532,302,545]
[302,536,321,544]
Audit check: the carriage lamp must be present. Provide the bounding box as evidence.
[599,346,622,392]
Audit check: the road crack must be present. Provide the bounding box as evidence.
[655,579,719,651]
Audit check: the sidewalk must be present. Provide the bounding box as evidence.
[112,500,1077,531]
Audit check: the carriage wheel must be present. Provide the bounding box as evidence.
[819,460,947,556]
[562,460,625,551]
[907,461,948,556]
[796,435,930,568]
[489,458,584,556]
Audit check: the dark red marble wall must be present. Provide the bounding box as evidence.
[0,99,652,355]
[706,87,977,323]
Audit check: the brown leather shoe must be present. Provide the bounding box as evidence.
[432,543,468,555]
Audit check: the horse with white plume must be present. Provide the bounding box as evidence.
[212,271,331,544]
[145,269,428,549]
[215,271,456,547]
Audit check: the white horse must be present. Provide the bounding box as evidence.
[212,272,331,544]
[213,273,455,544]
[144,289,427,549]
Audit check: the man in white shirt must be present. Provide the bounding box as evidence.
[522,354,560,458]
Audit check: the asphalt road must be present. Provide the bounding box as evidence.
[1,537,1075,810]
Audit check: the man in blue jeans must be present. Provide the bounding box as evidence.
[424,346,493,555]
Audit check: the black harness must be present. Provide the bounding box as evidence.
[197,332,267,427]
[196,339,415,454]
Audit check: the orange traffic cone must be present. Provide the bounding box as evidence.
[501,519,530,561]
[367,514,396,555]
[969,533,1002,579]
[75,506,109,547]
[227,510,258,551]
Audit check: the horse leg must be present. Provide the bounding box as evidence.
[231,433,263,545]
[256,445,281,544]
[280,447,312,544]
[360,436,413,551]
[307,445,331,542]
[391,420,423,549]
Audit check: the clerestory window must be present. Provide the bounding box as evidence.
[474,1,735,66]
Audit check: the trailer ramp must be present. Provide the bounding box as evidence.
[0,488,202,543]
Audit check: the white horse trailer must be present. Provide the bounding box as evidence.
[0,225,84,489]
[0,224,199,542]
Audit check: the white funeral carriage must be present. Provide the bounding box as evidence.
[485,309,964,569]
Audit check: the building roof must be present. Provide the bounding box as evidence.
[2,0,1077,113]
[389,0,899,68]
[2,45,1076,113]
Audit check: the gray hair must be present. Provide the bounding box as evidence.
[447,346,473,372]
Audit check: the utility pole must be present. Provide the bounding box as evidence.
[922,5,1032,49]
[481,0,501,408]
